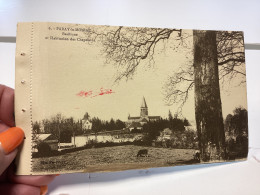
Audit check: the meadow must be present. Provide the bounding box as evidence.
[32,145,197,173]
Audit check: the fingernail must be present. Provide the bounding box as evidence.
[40,185,48,195]
[0,127,24,154]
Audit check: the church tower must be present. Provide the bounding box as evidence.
[140,97,148,118]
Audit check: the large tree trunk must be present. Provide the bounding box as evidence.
[193,30,226,161]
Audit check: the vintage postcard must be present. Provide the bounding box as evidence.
[15,22,248,175]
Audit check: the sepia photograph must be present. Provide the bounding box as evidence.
[20,23,247,174]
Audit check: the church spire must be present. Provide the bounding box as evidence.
[140,97,148,117]
[141,96,148,108]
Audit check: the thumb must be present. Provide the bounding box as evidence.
[0,127,24,175]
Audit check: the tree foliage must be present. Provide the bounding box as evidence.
[224,107,248,158]
[32,121,41,134]
[41,114,82,143]
[91,117,126,132]
[83,112,90,120]
[142,117,190,145]
[225,107,248,137]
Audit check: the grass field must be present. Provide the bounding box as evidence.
[32,145,197,173]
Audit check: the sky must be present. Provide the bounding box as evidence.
[31,23,247,125]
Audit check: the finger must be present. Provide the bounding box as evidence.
[0,127,24,175]
[9,175,56,187]
[0,122,10,132]
[0,183,40,195]
[0,85,15,127]
[0,149,17,175]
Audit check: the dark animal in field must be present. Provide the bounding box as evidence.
[193,150,200,162]
[137,149,148,157]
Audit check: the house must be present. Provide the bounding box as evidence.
[157,128,172,141]
[82,118,92,132]
[128,122,143,132]
[32,134,58,152]
[184,125,196,131]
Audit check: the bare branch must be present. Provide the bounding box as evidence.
[81,26,246,115]
[95,27,182,82]
[217,31,246,85]
[163,64,194,113]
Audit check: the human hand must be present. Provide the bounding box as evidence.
[0,85,56,195]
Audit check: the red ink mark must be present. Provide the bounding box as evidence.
[76,90,93,97]
[99,88,105,96]
[92,88,115,97]
[77,88,114,98]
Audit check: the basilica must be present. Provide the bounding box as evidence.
[127,97,161,131]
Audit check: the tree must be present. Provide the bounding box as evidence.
[109,118,116,130]
[168,110,173,121]
[143,119,167,145]
[231,107,248,136]
[224,107,248,158]
[168,110,173,129]
[91,117,103,132]
[224,114,233,134]
[83,112,90,120]
[171,118,185,132]
[85,26,245,161]
[115,119,126,130]
[32,121,41,134]
[225,107,248,137]
[183,118,190,126]
[193,30,225,160]
[32,121,41,150]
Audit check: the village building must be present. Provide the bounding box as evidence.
[82,117,92,132]
[157,128,172,141]
[128,122,143,132]
[127,97,161,130]
[32,134,58,152]
[72,129,143,147]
